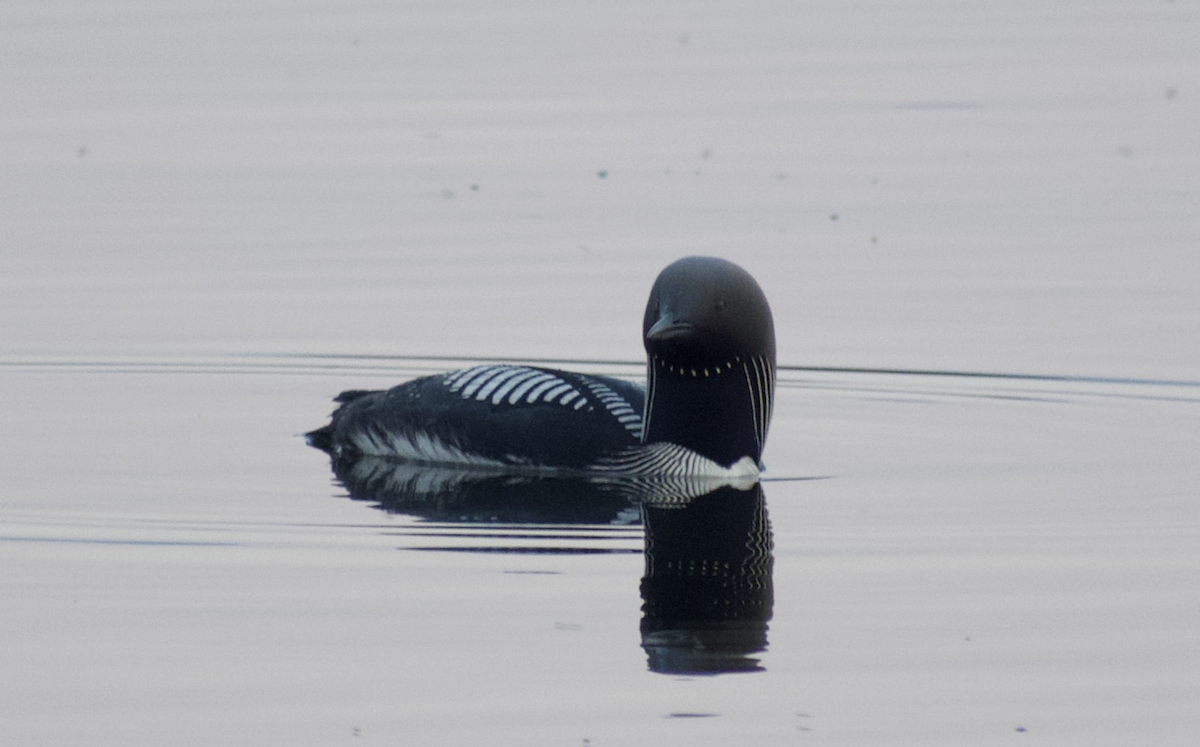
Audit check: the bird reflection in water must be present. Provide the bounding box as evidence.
[318,454,774,675]
[640,484,772,674]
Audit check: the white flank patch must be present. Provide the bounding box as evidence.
[349,427,510,470]
[589,445,761,505]
[593,442,761,485]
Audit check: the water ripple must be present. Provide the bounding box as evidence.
[4,353,1196,404]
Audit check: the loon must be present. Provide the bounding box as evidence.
[306,256,775,478]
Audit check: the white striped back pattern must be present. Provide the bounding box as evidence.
[443,365,643,438]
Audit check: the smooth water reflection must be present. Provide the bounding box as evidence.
[640,486,773,675]
[5,357,1199,743]
[316,451,775,675]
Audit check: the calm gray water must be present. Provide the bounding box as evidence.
[4,1,1199,744]
[3,356,1197,744]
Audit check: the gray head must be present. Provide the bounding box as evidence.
[643,256,775,365]
[641,257,776,465]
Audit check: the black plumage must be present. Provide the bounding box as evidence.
[307,256,775,475]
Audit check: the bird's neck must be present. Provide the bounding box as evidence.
[642,354,774,467]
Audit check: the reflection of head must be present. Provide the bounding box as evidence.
[640,484,774,675]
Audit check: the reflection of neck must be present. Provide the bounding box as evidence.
[639,485,774,675]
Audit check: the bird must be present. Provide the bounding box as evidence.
[306,256,775,478]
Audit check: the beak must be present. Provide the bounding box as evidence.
[645,316,696,342]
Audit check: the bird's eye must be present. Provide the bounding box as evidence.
[714,299,727,312]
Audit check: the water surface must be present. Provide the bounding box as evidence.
[3,1,1199,744]
[3,357,1197,744]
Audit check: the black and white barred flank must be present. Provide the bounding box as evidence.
[309,364,646,472]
